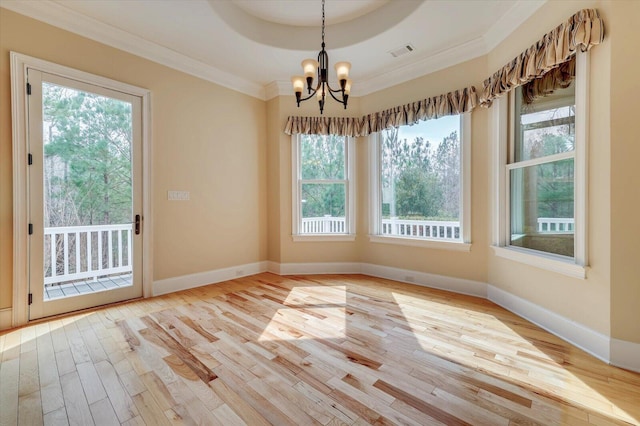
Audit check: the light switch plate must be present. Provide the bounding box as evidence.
[168,190,190,201]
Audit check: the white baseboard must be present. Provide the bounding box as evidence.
[610,339,640,372]
[275,262,362,275]
[270,262,487,298]
[487,285,610,363]
[362,263,487,298]
[0,308,12,331]
[153,261,268,296]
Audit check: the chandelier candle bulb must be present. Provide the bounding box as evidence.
[335,62,351,81]
[291,76,305,94]
[344,78,353,95]
[302,59,318,91]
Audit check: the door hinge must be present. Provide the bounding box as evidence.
[28,223,33,235]
[28,153,33,165]
[26,82,31,95]
[28,293,33,305]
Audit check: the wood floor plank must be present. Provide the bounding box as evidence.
[2,273,639,426]
[43,406,69,426]
[60,371,94,426]
[88,397,120,426]
[18,390,43,426]
[76,361,107,405]
[93,359,139,423]
[0,357,20,426]
[132,390,171,426]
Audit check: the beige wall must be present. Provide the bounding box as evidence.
[0,9,268,310]
[609,0,640,342]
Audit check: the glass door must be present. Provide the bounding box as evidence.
[27,70,143,320]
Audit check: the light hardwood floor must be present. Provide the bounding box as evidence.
[1,273,639,425]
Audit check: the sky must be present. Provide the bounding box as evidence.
[395,115,460,148]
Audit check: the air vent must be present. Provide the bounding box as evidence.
[389,44,415,58]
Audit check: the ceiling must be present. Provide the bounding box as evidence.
[1,0,546,100]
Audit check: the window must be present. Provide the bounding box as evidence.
[369,114,471,250]
[510,83,575,257]
[292,134,355,240]
[492,52,588,277]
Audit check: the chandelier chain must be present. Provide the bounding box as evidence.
[321,0,325,47]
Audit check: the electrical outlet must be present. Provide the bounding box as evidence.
[404,275,415,282]
[168,190,190,201]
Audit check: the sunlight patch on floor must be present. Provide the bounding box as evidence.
[258,285,347,342]
[390,292,640,425]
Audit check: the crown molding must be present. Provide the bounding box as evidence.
[1,0,266,100]
[265,81,289,101]
[483,0,547,51]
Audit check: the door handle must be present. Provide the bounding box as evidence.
[135,214,141,235]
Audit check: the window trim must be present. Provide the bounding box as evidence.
[368,113,472,249]
[291,133,356,241]
[491,50,588,278]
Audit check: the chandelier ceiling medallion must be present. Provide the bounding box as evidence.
[291,0,352,114]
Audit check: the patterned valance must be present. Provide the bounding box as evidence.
[284,116,362,137]
[359,87,477,136]
[480,8,603,107]
[285,87,476,137]
[522,56,575,104]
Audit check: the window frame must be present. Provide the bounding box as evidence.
[291,133,356,241]
[368,113,472,251]
[491,50,589,278]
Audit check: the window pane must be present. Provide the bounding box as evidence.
[301,183,346,234]
[380,115,461,240]
[515,83,575,162]
[300,134,345,180]
[510,159,574,257]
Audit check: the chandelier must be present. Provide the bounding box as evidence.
[291,0,352,114]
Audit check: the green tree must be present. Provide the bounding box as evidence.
[434,131,460,219]
[299,134,346,218]
[43,83,133,227]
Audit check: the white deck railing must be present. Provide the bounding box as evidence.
[301,216,347,233]
[381,218,460,240]
[44,223,133,285]
[301,216,461,240]
[537,217,574,232]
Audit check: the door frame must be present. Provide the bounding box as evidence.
[10,52,153,327]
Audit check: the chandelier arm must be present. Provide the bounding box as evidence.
[297,87,321,103]
[327,89,346,104]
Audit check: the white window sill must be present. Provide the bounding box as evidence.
[492,246,587,279]
[292,234,356,242]
[369,235,471,252]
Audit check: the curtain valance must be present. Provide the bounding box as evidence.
[521,56,575,104]
[285,87,477,137]
[480,8,603,107]
[358,87,477,136]
[284,116,362,137]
